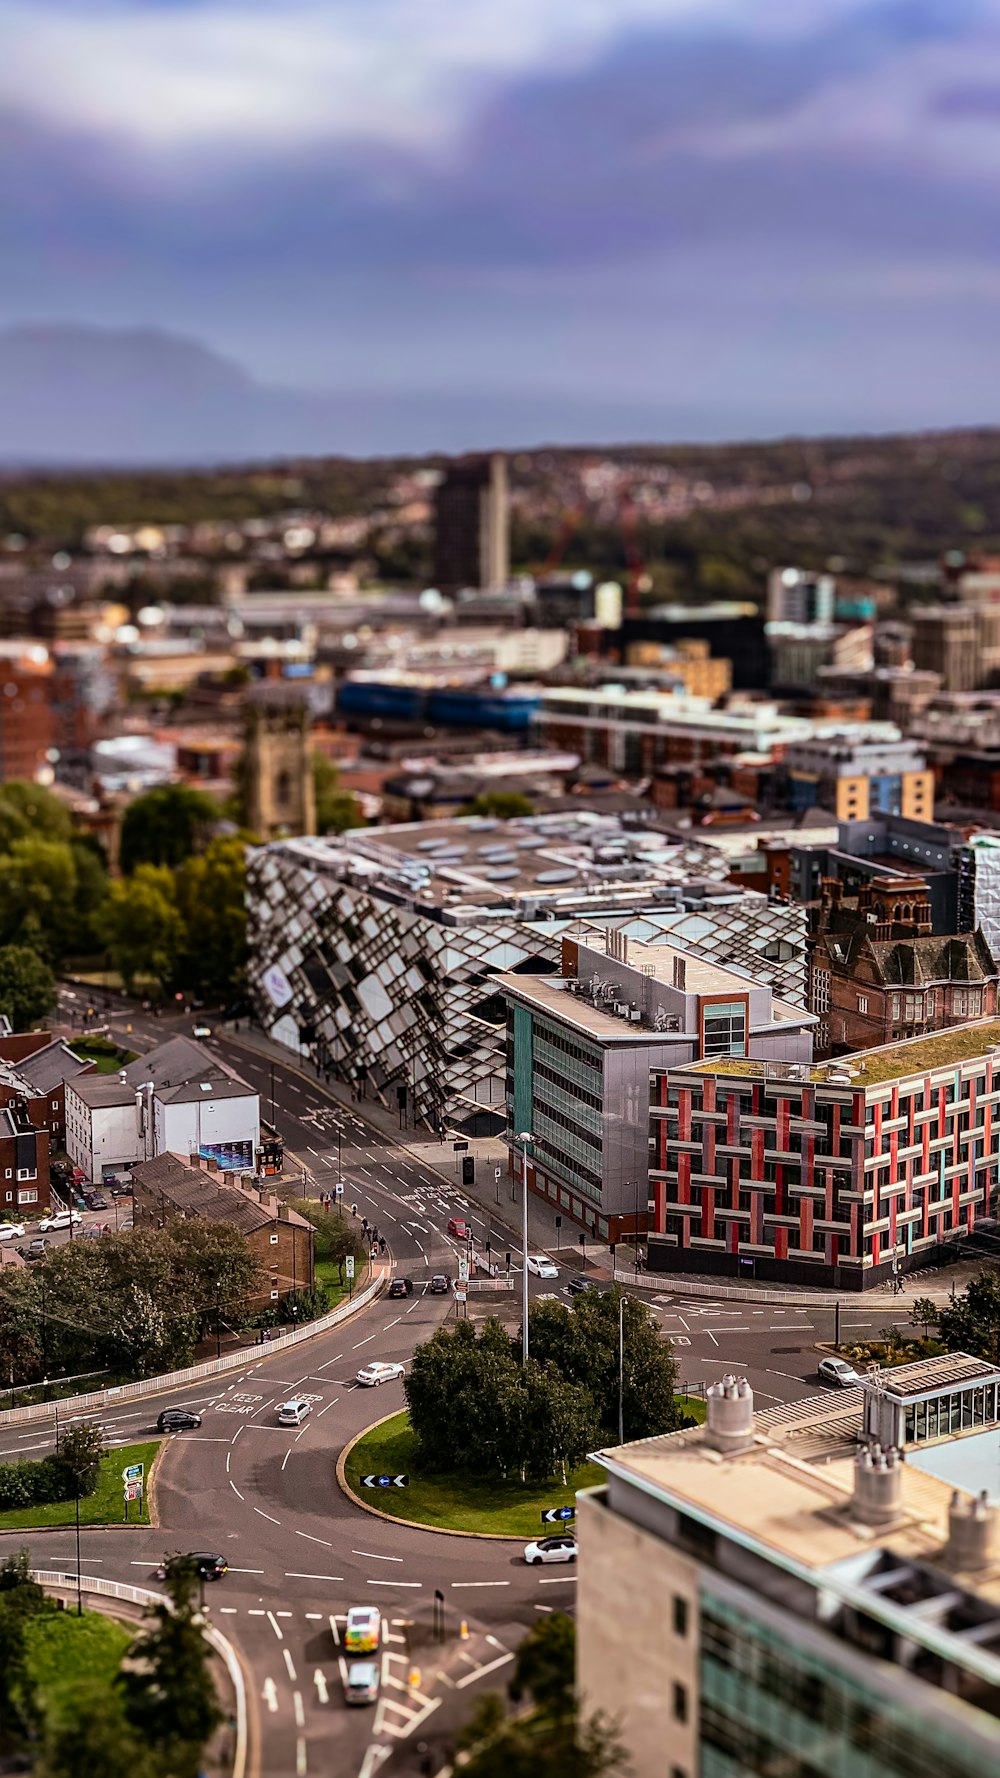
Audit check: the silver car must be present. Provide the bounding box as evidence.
[344,1660,380,1705]
[818,1356,861,1388]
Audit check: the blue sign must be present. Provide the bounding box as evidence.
[541,1505,576,1524]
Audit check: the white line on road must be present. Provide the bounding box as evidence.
[296,1734,307,1776]
[353,1550,403,1563]
[285,1572,344,1582]
[293,1689,305,1726]
[230,1567,265,1575]
[294,1530,335,1548]
[450,1580,510,1588]
[538,1576,577,1585]
[455,1653,514,1688]
[230,1480,245,1501]
[366,1579,422,1587]
[267,1611,284,1641]
[352,1335,376,1349]
[255,1507,281,1525]
[281,1450,291,1471]
[316,1397,340,1418]
[283,1648,298,1682]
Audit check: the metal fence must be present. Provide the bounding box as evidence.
[30,1570,247,1778]
[0,1267,386,1430]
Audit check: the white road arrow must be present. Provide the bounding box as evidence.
[262,1677,279,1714]
[314,1668,329,1705]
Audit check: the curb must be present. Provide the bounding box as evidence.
[336,1413,525,1544]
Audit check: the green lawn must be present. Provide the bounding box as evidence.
[0,1441,160,1531]
[314,1259,353,1308]
[68,1037,138,1074]
[344,1411,603,1538]
[676,1393,707,1423]
[24,1609,131,1719]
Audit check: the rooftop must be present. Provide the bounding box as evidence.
[677,1020,1000,1087]
[131,1152,311,1236]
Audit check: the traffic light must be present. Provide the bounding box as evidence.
[462,1156,474,1186]
[505,1251,511,1269]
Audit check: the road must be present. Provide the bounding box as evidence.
[13,995,920,1775]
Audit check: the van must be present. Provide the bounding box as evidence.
[277,1397,312,1427]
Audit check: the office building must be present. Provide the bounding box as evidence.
[912,607,980,693]
[432,454,509,591]
[619,605,769,691]
[767,566,836,625]
[649,1018,1000,1289]
[781,731,933,823]
[0,642,54,782]
[578,1357,1000,1778]
[498,931,815,1241]
[244,811,777,1135]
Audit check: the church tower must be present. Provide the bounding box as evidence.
[243,686,316,840]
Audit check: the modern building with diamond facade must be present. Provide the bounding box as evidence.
[246,811,807,1134]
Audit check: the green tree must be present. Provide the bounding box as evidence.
[462,791,535,820]
[39,1685,141,1778]
[313,753,361,835]
[511,1612,576,1718]
[458,1702,626,1778]
[516,1361,600,1484]
[52,1420,106,1498]
[168,1220,265,1337]
[0,944,55,1029]
[119,1562,221,1777]
[95,864,183,992]
[119,784,219,875]
[937,1271,1000,1364]
[286,1199,366,1283]
[527,1288,679,1442]
[175,835,248,999]
[0,838,80,961]
[909,1296,939,1340]
[0,781,72,851]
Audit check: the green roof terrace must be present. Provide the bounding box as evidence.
[672,1019,1000,1088]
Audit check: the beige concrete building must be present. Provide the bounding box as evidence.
[578,1357,1000,1778]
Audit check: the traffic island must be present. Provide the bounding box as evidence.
[340,1410,601,1540]
[0,1441,160,1532]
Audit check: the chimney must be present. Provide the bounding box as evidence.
[704,1374,754,1455]
[853,1443,903,1525]
[947,1490,997,1573]
[188,1151,201,1169]
[673,956,686,991]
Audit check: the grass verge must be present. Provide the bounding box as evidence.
[0,1441,160,1531]
[676,1393,707,1423]
[344,1411,602,1538]
[24,1609,131,1718]
[314,1259,352,1309]
[68,1037,138,1073]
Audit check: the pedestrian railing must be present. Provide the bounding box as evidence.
[0,1267,386,1430]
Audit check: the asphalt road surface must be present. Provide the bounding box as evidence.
[11,998,920,1776]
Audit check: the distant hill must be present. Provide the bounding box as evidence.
[0,324,687,466]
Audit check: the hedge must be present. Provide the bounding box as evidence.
[0,1454,98,1511]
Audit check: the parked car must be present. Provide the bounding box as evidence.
[19,1237,49,1262]
[428,1274,449,1294]
[157,1408,202,1433]
[277,1397,312,1426]
[447,1217,469,1240]
[355,1361,405,1387]
[38,1210,82,1232]
[344,1659,380,1706]
[155,1552,227,1582]
[192,1023,213,1039]
[345,1605,381,1653]
[523,1535,578,1565]
[818,1356,861,1389]
[526,1254,559,1279]
[386,1278,409,1300]
[566,1275,592,1297]
[83,1192,108,1211]
[0,1223,25,1243]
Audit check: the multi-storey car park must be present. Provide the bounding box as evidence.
[245,811,808,1135]
[649,1019,1000,1290]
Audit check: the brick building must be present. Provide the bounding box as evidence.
[131,1151,314,1304]
[0,1098,49,1219]
[0,1032,95,1150]
[649,1020,1000,1290]
[0,642,54,781]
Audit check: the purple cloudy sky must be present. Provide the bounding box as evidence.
[4,0,1000,439]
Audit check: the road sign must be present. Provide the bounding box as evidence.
[494,1166,501,1182]
[124,1481,143,1503]
[361,1473,408,1488]
[345,1255,355,1280]
[455,1290,467,1304]
[453,1140,468,1152]
[457,1256,469,1282]
[122,1463,144,1482]
[334,1182,344,1198]
[541,1506,576,1524]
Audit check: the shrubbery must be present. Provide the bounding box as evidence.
[0,1423,105,1512]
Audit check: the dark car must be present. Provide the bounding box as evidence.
[155,1551,227,1582]
[428,1274,450,1294]
[84,1193,108,1211]
[387,1278,409,1300]
[157,1408,203,1433]
[19,1237,49,1262]
[567,1275,592,1296]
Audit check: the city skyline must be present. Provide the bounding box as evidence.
[6,2,1000,451]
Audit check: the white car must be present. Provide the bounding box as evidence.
[355,1361,405,1387]
[0,1222,24,1242]
[38,1210,82,1233]
[192,1023,213,1040]
[818,1356,861,1388]
[526,1254,559,1279]
[523,1535,578,1565]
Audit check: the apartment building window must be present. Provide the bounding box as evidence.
[673,1595,689,1637]
[952,987,983,1019]
[703,1003,747,1058]
[672,1683,688,1725]
[17,1189,37,1205]
[857,995,868,1014]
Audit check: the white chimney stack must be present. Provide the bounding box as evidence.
[704,1374,754,1455]
[947,1490,997,1573]
[853,1443,903,1525]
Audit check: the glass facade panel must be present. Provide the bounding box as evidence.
[700,1592,990,1778]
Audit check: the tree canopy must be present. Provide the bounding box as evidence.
[119,783,220,876]
[95,864,184,994]
[313,753,361,835]
[0,944,55,1029]
[937,1271,1000,1364]
[462,791,535,820]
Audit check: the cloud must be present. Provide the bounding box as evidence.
[0,0,866,162]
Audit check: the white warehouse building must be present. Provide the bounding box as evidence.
[64,1037,260,1184]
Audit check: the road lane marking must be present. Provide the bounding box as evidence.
[285,1572,344,1582]
[294,1529,334,1548]
[538,1576,577,1584]
[230,1567,265,1575]
[267,1611,284,1640]
[296,1735,306,1776]
[282,1450,291,1471]
[229,1480,245,1501]
[353,1550,403,1563]
[283,1648,298,1681]
[277,1610,293,1618]
[455,1653,514,1689]
[305,1612,323,1620]
[367,1579,422,1587]
[316,1397,340,1418]
[262,1677,278,1713]
[220,1607,238,1614]
[328,1614,340,1645]
[352,1335,376,1348]
[255,1508,282,1525]
[450,1580,510,1588]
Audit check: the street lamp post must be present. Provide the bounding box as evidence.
[74,1482,82,1616]
[618,1292,625,1447]
[517,1133,532,1363]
